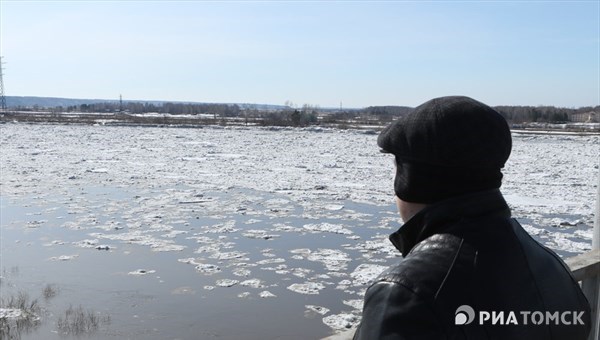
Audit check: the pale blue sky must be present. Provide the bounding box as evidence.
[1,1,598,108]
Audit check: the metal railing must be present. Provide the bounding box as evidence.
[565,250,600,340]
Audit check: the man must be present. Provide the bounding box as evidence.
[353,96,591,339]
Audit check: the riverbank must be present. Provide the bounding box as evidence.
[2,111,599,134]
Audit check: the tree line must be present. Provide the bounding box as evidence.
[493,105,598,123]
[8,101,598,126]
[359,105,598,124]
[12,102,241,117]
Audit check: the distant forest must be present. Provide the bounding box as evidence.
[361,105,599,124]
[7,100,600,127]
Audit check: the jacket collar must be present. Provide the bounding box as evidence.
[389,189,511,257]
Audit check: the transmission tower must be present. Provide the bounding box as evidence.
[0,56,6,113]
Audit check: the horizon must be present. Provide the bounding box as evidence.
[4,94,600,110]
[1,1,599,108]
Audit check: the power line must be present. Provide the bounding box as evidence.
[0,56,6,113]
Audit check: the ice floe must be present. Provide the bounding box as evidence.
[242,229,280,240]
[323,313,360,330]
[306,249,352,272]
[259,291,277,298]
[343,299,364,310]
[89,231,186,252]
[239,279,265,288]
[287,282,326,295]
[350,264,388,286]
[232,268,252,277]
[178,258,221,274]
[72,239,99,248]
[48,255,79,261]
[303,223,353,235]
[256,258,286,265]
[216,279,239,287]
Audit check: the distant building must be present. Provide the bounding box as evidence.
[570,112,599,123]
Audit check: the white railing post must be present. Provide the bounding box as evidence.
[583,169,599,340]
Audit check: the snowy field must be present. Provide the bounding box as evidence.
[0,123,598,339]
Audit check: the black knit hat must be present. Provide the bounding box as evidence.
[378,96,512,204]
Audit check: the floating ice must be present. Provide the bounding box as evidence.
[549,218,582,227]
[242,229,280,240]
[303,223,353,235]
[343,299,363,310]
[287,282,326,295]
[261,264,288,271]
[210,251,249,261]
[216,279,239,287]
[240,279,265,288]
[574,229,593,239]
[323,313,360,330]
[178,258,221,274]
[257,258,286,265]
[238,292,251,298]
[289,248,311,256]
[336,279,352,289]
[350,264,388,286]
[204,220,239,234]
[151,243,186,252]
[290,268,313,278]
[186,235,214,244]
[90,231,186,252]
[72,239,99,248]
[272,224,302,232]
[232,268,252,277]
[352,238,399,259]
[307,249,351,272]
[261,251,276,258]
[48,255,79,261]
[544,234,592,253]
[44,240,65,246]
[259,291,277,298]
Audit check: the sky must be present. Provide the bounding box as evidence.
[1,1,598,109]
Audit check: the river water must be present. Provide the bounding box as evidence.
[1,123,598,339]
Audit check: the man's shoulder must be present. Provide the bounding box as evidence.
[373,233,477,301]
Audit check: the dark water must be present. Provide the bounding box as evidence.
[1,186,400,340]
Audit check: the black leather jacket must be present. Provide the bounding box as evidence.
[354,189,591,340]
